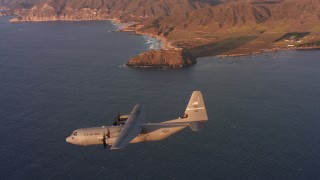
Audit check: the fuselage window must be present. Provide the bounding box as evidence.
[72,132,77,136]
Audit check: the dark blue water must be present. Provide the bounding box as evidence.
[1,16,320,179]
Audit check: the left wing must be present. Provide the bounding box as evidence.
[111,104,145,149]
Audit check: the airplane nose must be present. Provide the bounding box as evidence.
[66,137,72,143]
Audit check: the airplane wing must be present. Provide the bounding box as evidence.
[111,104,145,149]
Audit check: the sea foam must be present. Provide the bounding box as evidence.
[143,35,161,50]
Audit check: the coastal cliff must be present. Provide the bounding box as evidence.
[127,49,196,68]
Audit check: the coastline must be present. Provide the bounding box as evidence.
[6,17,320,59]
[9,16,165,51]
[9,17,112,23]
[8,16,169,52]
[109,19,164,50]
[133,31,174,50]
[117,23,174,50]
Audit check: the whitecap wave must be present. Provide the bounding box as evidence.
[143,36,161,50]
[118,64,128,69]
[110,20,136,31]
[110,21,121,30]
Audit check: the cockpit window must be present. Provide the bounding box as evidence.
[72,132,77,136]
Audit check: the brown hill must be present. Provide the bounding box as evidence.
[138,0,320,57]
[0,0,44,15]
[11,0,219,22]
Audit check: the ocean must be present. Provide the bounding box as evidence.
[1,16,320,179]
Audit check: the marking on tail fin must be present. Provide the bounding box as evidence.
[186,107,205,111]
[192,101,199,107]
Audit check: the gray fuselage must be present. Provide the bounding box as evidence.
[66,122,187,146]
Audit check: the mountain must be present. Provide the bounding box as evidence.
[10,0,222,22]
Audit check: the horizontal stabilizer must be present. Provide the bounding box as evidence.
[140,123,188,129]
[188,122,205,131]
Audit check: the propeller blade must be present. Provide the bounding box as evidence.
[114,112,120,126]
[107,128,110,138]
[102,132,107,149]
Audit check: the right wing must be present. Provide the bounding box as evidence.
[111,104,145,149]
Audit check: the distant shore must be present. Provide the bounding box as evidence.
[9,16,172,52]
[7,17,320,59]
[10,16,170,50]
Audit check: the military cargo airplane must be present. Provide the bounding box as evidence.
[66,91,208,150]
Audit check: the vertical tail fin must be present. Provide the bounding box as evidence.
[165,91,208,131]
[184,91,208,122]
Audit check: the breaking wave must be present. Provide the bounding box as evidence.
[110,20,135,31]
[118,64,128,69]
[143,35,161,50]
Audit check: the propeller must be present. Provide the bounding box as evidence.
[102,128,111,149]
[102,132,107,149]
[107,128,110,138]
[113,112,120,126]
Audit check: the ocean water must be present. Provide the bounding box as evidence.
[1,16,320,179]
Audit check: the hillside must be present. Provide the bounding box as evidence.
[8,0,320,59]
[138,0,320,57]
[0,0,44,15]
[10,0,222,22]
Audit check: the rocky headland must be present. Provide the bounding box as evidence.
[127,48,196,68]
[6,0,320,68]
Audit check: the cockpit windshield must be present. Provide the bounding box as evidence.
[72,132,77,136]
